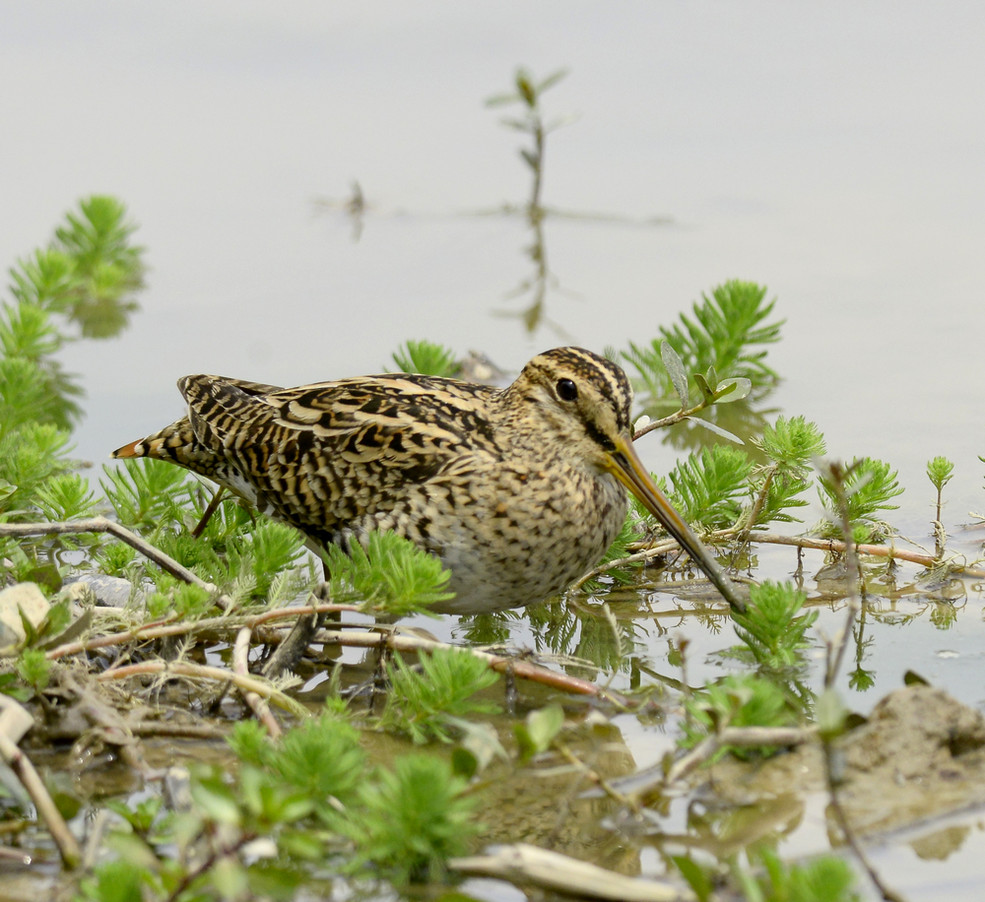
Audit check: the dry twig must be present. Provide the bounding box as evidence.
[317,626,632,706]
[0,697,81,868]
[0,517,234,608]
[233,626,282,738]
[96,660,308,718]
[451,842,691,902]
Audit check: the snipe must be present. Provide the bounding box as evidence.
[112,347,742,614]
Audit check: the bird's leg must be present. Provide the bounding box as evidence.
[503,660,518,716]
[191,487,227,538]
[260,583,329,680]
[368,630,391,715]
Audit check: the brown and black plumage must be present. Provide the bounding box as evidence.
[112,347,741,614]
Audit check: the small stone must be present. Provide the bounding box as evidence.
[0,695,35,744]
[62,574,140,609]
[0,583,50,655]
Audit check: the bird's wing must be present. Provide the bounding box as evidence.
[265,375,503,462]
[177,373,503,535]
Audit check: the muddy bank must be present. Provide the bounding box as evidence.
[699,685,985,839]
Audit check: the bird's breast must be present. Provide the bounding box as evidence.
[397,464,628,614]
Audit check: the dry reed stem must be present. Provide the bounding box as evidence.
[0,517,234,608]
[451,842,689,902]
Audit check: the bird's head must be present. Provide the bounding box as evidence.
[509,346,745,611]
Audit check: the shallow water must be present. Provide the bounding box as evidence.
[3,3,985,898]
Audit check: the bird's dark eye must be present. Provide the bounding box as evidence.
[556,378,578,401]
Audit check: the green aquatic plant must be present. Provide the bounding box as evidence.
[231,712,367,826]
[486,66,570,218]
[0,423,75,519]
[75,859,146,902]
[381,647,501,744]
[745,415,826,529]
[681,673,800,760]
[816,457,903,544]
[3,195,145,431]
[33,473,98,524]
[15,647,52,696]
[926,455,954,498]
[623,280,782,407]
[322,530,455,616]
[736,846,859,902]
[225,519,306,602]
[0,197,144,584]
[580,508,641,589]
[78,710,480,898]
[926,455,954,537]
[350,753,478,884]
[12,195,145,341]
[662,443,753,531]
[390,339,461,377]
[732,580,817,671]
[0,305,83,432]
[514,703,565,763]
[100,458,198,533]
[144,580,212,620]
[674,846,859,902]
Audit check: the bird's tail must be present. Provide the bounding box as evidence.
[111,419,221,477]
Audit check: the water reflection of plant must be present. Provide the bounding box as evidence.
[457,597,644,681]
[13,195,144,340]
[2,195,144,430]
[848,605,877,692]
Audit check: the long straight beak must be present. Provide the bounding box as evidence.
[607,433,745,612]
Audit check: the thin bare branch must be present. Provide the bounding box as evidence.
[615,726,816,799]
[0,702,81,868]
[46,603,360,661]
[96,660,308,718]
[233,626,282,738]
[821,738,905,902]
[318,626,633,707]
[578,528,985,590]
[0,517,233,607]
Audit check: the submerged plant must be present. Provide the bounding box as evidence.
[731,580,817,671]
